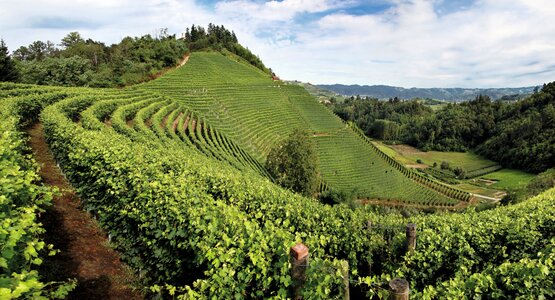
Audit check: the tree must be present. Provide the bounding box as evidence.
[265,129,319,197]
[12,46,31,61]
[13,41,57,61]
[0,39,19,82]
[60,32,84,48]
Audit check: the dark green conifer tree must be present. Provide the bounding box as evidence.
[0,39,19,82]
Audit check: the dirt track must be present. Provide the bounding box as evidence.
[27,123,143,300]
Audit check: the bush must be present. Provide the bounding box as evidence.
[453,166,466,178]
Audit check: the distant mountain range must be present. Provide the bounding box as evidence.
[316,84,538,101]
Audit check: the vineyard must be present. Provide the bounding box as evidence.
[139,51,470,206]
[1,53,554,299]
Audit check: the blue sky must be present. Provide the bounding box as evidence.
[1,0,554,88]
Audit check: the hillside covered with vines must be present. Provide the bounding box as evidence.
[1,69,553,298]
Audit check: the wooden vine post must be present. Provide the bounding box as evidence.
[389,278,409,300]
[366,221,373,276]
[340,260,350,300]
[290,243,309,300]
[406,223,416,254]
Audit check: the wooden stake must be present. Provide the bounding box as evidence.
[340,260,350,300]
[366,220,372,232]
[406,223,416,253]
[389,278,409,300]
[367,221,373,276]
[290,243,309,300]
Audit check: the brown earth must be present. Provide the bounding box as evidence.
[179,54,190,67]
[148,53,190,81]
[476,178,498,186]
[27,123,143,300]
[389,144,423,155]
[405,164,428,169]
[312,133,332,137]
[183,114,190,132]
[360,199,466,210]
[173,112,184,131]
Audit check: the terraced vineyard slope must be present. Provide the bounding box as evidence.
[139,51,470,206]
[3,82,553,299]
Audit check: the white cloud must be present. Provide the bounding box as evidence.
[215,0,349,22]
[1,0,554,87]
[0,0,211,47]
[253,0,555,87]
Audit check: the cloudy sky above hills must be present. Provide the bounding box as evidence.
[1,0,554,88]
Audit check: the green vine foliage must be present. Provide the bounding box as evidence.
[0,88,76,299]
[2,82,554,299]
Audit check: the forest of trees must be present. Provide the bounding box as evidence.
[477,83,555,173]
[0,24,268,87]
[332,84,555,173]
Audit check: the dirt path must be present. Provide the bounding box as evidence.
[405,164,428,169]
[360,199,464,210]
[27,123,143,300]
[179,54,190,67]
[470,193,504,202]
[149,53,190,81]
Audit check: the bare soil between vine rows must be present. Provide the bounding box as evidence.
[27,123,143,300]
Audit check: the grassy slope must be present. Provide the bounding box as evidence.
[482,169,536,190]
[138,51,463,205]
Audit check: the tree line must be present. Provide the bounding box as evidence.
[1,30,187,87]
[0,24,268,87]
[331,85,555,173]
[184,24,268,72]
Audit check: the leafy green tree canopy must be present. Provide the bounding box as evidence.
[61,32,85,48]
[12,31,188,87]
[0,39,19,82]
[265,129,319,197]
[20,55,93,86]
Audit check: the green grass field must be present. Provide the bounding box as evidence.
[454,183,503,198]
[481,169,536,190]
[378,142,498,171]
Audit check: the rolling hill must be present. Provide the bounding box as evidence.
[139,51,470,206]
